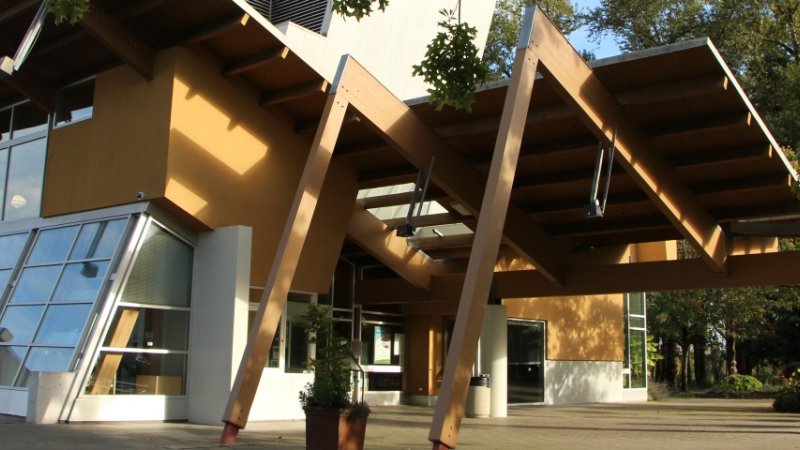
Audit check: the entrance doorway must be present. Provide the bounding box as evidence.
[507,319,545,404]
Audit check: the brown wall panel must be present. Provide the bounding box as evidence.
[405,314,444,396]
[43,54,174,217]
[504,294,624,362]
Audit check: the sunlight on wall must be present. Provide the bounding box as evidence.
[171,78,268,175]
[165,178,208,215]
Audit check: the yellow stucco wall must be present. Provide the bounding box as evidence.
[504,294,624,362]
[44,46,355,293]
[43,53,174,216]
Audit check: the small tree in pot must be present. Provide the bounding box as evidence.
[299,304,369,450]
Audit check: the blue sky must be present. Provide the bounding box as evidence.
[565,0,622,59]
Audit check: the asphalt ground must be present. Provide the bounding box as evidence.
[0,398,798,449]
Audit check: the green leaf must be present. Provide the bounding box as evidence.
[46,0,90,25]
[331,0,389,21]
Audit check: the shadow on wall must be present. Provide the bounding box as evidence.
[545,360,620,404]
[503,294,624,362]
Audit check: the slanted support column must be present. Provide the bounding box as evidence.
[219,73,350,442]
[428,47,539,449]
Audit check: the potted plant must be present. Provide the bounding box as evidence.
[298,303,370,450]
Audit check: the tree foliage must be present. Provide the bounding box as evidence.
[46,0,89,25]
[331,0,389,21]
[412,9,488,112]
[483,0,581,79]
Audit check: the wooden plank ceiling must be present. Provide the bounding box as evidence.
[2,0,798,283]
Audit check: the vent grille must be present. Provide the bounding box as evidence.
[246,0,328,33]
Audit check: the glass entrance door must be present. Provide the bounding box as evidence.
[507,320,545,404]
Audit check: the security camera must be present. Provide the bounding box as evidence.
[135,192,145,201]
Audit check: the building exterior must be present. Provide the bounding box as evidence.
[0,2,798,448]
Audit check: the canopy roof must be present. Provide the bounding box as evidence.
[1,0,799,291]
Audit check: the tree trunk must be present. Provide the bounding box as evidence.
[725,325,737,376]
[692,335,707,387]
[680,327,690,391]
[662,338,677,386]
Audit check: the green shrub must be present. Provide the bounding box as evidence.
[773,388,800,412]
[711,375,763,394]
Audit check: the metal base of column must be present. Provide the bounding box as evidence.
[220,422,242,445]
[431,440,455,450]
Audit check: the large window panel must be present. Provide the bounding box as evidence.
[104,308,189,351]
[70,219,126,261]
[15,347,75,387]
[0,346,26,385]
[52,261,110,302]
[0,305,45,343]
[4,139,46,222]
[121,225,192,307]
[0,232,28,268]
[10,102,47,139]
[10,265,61,303]
[33,304,93,346]
[29,226,79,265]
[0,108,10,141]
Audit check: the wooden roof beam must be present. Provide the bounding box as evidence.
[79,3,155,80]
[0,0,39,25]
[260,79,329,106]
[334,56,567,284]
[383,212,464,229]
[615,75,729,106]
[334,138,392,158]
[295,110,361,133]
[223,46,289,76]
[356,187,447,209]
[1,66,56,112]
[524,6,728,273]
[174,13,250,46]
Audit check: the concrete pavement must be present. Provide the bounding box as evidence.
[1,398,798,449]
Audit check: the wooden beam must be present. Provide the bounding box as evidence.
[347,206,437,290]
[0,0,39,25]
[730,220,800,238]
[223,46,289,76]
[525,6,728,273]
[222,89,349,433]
[358,164,419,188]
[336,56,567,284]
[356,187,447,209]
[429,47,539,450]
[616,75,729,106]
[80,3,155,80]
[260,79,329,106]
[175,13,250,46]
[2,66,56,112]
[646,112,752,140]
[435,103,572,138]
[334,138,392,158]
[295,110,361,133]
[409,232,474,252]
[383,212,464,229]
[89,308,140,394]
[413,250,800,302]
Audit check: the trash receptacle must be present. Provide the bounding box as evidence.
[465,374,490,418]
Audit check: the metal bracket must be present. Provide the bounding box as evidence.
[583,126,617,219]
[396,156,436,237]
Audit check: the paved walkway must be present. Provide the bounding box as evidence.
[1,398,798,449]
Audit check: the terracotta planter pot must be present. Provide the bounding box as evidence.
[304,406,369,450]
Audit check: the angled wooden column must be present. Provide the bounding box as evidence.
[219,74,349,442]
[523,6,728,273]
[428,47,539,450]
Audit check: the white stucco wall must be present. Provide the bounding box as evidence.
[277,0,497,100]
[544,360,624,405]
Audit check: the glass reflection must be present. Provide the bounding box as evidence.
[0,270,10,297]
[71,219,126,260]
[15,347,75,387]
[0,232,28,268]
[0,149,6,220]
[52,261,109,302]
[34,304,93,346]
[87,352,187,395]
[0,346,26,385]
[0,305,45,343]
[4,139,46,222]
[10,265,60,303]
[28,225,79,265]
[104,308,189,351]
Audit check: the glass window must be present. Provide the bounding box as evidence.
[361,321,404,366]
[0,149,6,220]
[247,310,281,368]
[70,219,126,260]
[52,261,110,302]
[33,304,93,346]
[0,270,11,296]
[629,292,645,316]
[29,226,79,265]
[0,218,130,388]
[55,78,94,127]
[0,305,45,343]
[4,138,46,222]
[0,232,28,268]
[0,346,26,385]
[121,225,192,307]
[10,265,61,303]
[86,353,187,395]
[629,329,647,388]
[10,102,47,139]
[0,108,10,142]
[15,347,75,387]
[104,308,189,351]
